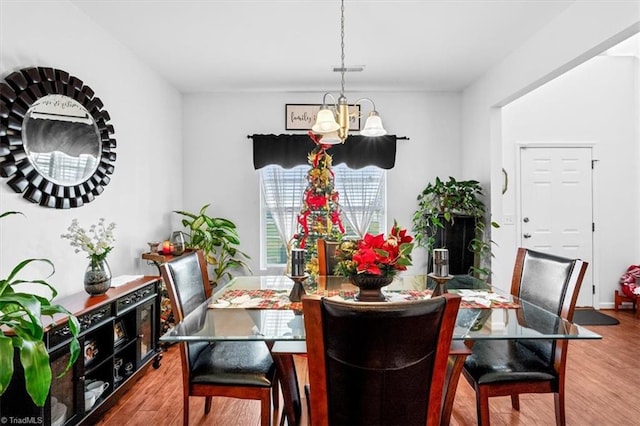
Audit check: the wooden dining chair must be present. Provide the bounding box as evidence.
[462,247,588,426]
[302,292,461,426]
[316,239,340,276]
[160,250,278,425]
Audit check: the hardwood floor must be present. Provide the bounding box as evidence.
[96,309,640,425]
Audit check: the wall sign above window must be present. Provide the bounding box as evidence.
[285,104,360,131]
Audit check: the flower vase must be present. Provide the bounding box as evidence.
[170,231,186,256]
[349,274,393,302]
[84,259,112,296]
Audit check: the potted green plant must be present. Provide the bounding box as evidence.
[0,211,80,407]
[412,176,498,280]
[174,204,251,286]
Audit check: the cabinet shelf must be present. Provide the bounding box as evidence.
[113,336,137,355]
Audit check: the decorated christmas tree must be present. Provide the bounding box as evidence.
[292,132,345,275]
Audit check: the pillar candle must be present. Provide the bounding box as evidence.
[291,249,305,277]
[433,248,449,277]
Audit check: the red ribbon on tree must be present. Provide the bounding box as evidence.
[331,210,345,234]
[307,193,328,209]
[297,212,310,248]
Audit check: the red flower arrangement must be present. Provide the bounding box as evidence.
[334,221,414,278]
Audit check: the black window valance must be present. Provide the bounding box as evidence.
[251,134,397,170]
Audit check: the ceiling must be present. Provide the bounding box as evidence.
[70,0,580,94]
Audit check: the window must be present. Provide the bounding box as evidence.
[260,164,386,268]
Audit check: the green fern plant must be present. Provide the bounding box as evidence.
[0,211,80,406]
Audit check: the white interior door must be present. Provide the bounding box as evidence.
[519,145,594,307]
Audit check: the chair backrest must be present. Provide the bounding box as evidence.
[159,250,211,368]
[302,293,461,426]
[510,247,588,320]
[510,247,588,367]
[317,239,340,276]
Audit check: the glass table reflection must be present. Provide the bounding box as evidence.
[161,274,602,344]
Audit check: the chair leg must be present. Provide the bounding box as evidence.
[261,391,272,426]
[510,394,520,411]
[304,384,311,426]
[183,394,190,426]
[554,392,566,426]
[272,376,280,411]
[476,386,491,426]
[204,396,212,414]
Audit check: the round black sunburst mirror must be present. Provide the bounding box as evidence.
[0,66,116,208]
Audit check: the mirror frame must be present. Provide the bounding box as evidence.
[0,66,116,208]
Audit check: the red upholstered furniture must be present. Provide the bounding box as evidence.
[614,290,638,317]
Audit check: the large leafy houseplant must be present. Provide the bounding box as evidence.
[0,211,80,407]
[412,176,498,279]
[174,204,251,285]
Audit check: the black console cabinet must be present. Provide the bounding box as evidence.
[0,276,162,425]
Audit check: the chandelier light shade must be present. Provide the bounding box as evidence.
[361,111,386,137]
[313,0,387,143]
[318,130,342,145]
[312,107,340,134]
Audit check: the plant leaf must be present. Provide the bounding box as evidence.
[18,339,51,407]
[0,334,14,397]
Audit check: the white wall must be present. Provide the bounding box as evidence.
[0,0,182,298]
[182,91,462,275]
[462,0,640,291]
[502,56,638,307]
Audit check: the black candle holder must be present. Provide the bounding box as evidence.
[287,274,308,302]
[428,272,453,297]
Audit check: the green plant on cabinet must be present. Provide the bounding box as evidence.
[174,204,251,286]
[0,211,80,407]
[412,176,499,280]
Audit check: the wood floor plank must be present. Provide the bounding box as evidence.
[97,310,640,425]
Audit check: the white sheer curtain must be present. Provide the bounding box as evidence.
[260,164,308,253]
[333,164,386,237]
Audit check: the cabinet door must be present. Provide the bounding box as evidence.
[49,344,80,425]
[0,349,44,424]
[0,345,78,426]
[137,299,157,365]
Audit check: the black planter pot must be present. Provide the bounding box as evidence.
[429,215,476,275]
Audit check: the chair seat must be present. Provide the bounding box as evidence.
[464,340,557,385]
[191,341,276,387]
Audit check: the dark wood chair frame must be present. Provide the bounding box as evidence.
[160,250,278,425]
[462,247,588,426]
[316,239,339,276]
[303,293,462,426]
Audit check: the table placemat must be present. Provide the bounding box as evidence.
[209,288,520,311]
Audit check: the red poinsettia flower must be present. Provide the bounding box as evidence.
[334,220,414,278]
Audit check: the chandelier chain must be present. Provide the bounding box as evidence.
[340,0,345,96]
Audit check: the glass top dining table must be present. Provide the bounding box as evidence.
[160,274,602,344]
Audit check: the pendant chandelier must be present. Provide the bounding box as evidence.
[311,0,387,144]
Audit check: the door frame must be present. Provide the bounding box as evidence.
[515,141,599,308]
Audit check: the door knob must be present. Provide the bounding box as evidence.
[523,233,531,239]
[523,217,529,223]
